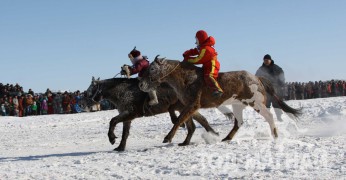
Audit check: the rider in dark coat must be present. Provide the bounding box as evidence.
[256,54,285,121]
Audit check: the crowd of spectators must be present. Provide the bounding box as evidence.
[284,80,346,100]
[0,83,113,117]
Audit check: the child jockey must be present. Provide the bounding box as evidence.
[121,47,159,105]
[183,30,223,97]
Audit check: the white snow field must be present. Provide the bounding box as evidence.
[1,97,345,179]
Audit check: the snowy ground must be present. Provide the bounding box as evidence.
[1,97,345,179]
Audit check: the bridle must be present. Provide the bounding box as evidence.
[150,62,180,83]
[90,82,103,102]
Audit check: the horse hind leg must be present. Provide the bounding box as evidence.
[257,104,278,138]
[178,117,196,146]
[192,112,219,136]
[222,119,239,141]
[222,104,245,141]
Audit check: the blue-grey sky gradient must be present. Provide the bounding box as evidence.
[1,0,345,93]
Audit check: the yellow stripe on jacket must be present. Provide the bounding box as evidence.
[187,49,206,64]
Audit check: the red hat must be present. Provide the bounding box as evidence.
[195,30,209,44]
[130,49,141,58]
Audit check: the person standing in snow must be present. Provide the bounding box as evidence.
[121,47,159,106]
[255,54,285,121]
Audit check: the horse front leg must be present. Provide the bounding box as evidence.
[168,104,185,128]
[178,117,196,146]
[163,103,200,143]
[108,111,135,145]
[114,121,132,151]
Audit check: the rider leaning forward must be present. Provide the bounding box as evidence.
[121,47,159,105]
[183,30,224,97]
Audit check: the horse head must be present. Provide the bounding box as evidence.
[139,55,179,92]
[86,76,103,103]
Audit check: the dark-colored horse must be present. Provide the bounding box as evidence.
[86,77,219,151]
[139,56,302,144]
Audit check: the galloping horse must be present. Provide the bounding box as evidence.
[86,77,220,151]
[139,56,302,144]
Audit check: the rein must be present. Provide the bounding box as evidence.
[155,63,180,82]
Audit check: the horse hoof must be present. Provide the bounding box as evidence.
[162,139,170,143]
[114,147,125,151]
[213,132,220,136]
[222,138,231,142]
[273,128,278,138]
[178,142,189,146]
[109,139,116,145]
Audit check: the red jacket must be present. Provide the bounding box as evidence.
[129,59,149,77]
[183,36,220,73]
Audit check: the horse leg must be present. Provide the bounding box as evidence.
[114,121,132,151]
[222,104,245,141]
[217,106,235,120]
[168,106,178,124]
[108,111,136,145]
[178,117,196,146]
[257,104,278,138]
[191,112,219,136]
[168,106,185,128]
[163,104,200,143]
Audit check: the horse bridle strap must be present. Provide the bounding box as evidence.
[91,83,102,102]
[157,63,180,82]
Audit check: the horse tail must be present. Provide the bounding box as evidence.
[258,77,302,119]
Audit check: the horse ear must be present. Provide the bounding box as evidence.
[92,76,95,81]
[154,55,160,61]
[97,77,100,81]
[158,58,166,65]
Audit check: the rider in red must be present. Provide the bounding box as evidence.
[183,30,223,97]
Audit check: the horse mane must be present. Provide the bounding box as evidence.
[100,77,139,84]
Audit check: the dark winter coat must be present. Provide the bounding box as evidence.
[255,60,285,96]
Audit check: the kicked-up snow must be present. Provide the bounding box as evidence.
[0,97,345,179]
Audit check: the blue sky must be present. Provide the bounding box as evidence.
[1,0,345,93]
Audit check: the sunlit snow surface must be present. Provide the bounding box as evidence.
[1,97,345,179]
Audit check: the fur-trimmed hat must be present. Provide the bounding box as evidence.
[130,49,141,58]
[263,54,272,60]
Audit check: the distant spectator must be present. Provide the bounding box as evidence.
[62,91,71,114]
[18,95,24,117]
[41,97,48,115]
[54,92,63,114]
[31,101,38,115]
[25,94,34,116]
[28,88,35,96]
[47,93,54,114]
[1,104,6,116]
